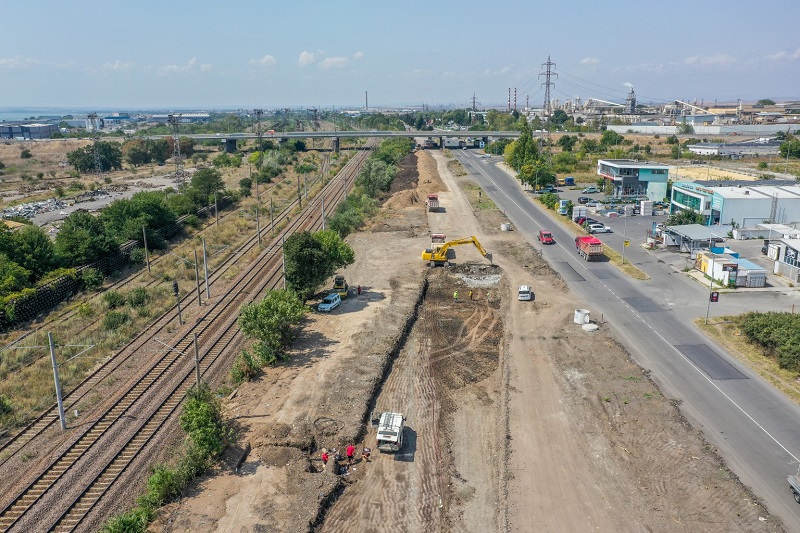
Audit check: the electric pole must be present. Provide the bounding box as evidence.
[168,114,184,187]
[254,109,264,199]
[539,56,557,118]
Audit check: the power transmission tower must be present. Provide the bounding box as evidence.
[168,114,184,187]
[472,93,478,112]
[539,56,557,118]
[253,109,264,181]
[87,113,103,179]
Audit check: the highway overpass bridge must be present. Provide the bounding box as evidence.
[164,129,526,153]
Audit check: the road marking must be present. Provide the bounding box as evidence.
[457,151,800,464]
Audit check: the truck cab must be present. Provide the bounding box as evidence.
[376,412,405,452]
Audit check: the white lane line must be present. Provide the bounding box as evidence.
[458,152,800,464]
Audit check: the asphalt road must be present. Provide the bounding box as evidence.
[455,149,800,528]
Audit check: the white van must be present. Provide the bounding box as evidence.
[376,412,405,452]
[518,285,533,301]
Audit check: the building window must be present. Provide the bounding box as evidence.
[673,190,701,211]
[786,247,799,268]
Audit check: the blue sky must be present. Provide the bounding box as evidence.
[2,0,799,110]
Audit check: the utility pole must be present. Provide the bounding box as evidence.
[88,113,103,180]
[193,250,202,306]
[254,108,264,199]
[202,237,210,299]
[539,56,557,119]
[49,332,66,430]
[142,226,150,273]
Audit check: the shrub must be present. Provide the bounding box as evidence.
[183,214,201,228]
[101,506,154,533]
[0,394,13,415]
[81,268,104,290]
[103,310,129,330]
[128,247,146,266]
[20,149,32,159]
[76,302,94,317]
[103,290,126,309]
[127,287,148,307]
[231,350,260,384]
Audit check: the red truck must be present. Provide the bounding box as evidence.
[427,194,440,212]
[575,236,603,261]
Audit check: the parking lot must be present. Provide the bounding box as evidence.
[543,184,794,290]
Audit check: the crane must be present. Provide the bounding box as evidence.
[421,236,491,266]
[674,100,716,116]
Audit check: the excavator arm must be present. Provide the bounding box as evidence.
[422,236,491,264]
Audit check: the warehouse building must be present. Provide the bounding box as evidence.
[596,159,670,201]
[670,180,800,226]
[0,123,59,139]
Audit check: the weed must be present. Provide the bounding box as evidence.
[103,311,129,330]
[103,291,126,309]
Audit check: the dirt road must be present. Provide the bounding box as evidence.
[153,150,783,533]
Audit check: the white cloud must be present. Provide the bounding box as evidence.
[298,51,316,66]
[581,57,600,66]
[102,60,134,73]
[681,54,734,67]
[249,55,277,68]
[766,48,800,61]
[0,55,72,70]
[482,66,512,76]
[621,62,665,73]
[320,56,349,69]
[157,57,211,77]
[353,51,364,60]
[623,82,633,88]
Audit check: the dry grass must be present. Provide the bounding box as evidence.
[696,317,800,404]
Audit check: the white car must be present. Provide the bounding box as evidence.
[317,293,341,312]
[517,285,534,301]
[588,223,612,234]
[582,186,601,194]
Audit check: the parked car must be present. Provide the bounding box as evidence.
[574,217,586,226]
[577,196,591,204]
[317,293,341,312]
[588,223,612,234]
[537,229,555,244]
[582,186,601,194]
[586,201,599,208]
[761,244,769,255]
[517,285,534,301]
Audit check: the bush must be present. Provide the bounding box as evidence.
[231,350,260,384]
[20,149,32,159]
[739,312,800,371]
[103,310,129,330]
[127,287,148,307]
[0,394,13,415]
[101,506,154,533]
[81,268,104,290]
[183,214,201,228]
[76,302,94,317]
[128,247,146,266]
[103,290,126,309]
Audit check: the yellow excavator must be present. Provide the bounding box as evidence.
[421,236,491,267]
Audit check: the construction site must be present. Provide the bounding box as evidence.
[146,149,783,532]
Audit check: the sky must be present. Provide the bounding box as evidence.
[2,0,800,111]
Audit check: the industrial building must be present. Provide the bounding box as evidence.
[0,123,58,139]
[686,141,781,158]
[670,180,800,226]
[150,113,211,123]
[596,159,669,201]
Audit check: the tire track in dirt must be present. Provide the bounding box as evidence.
[320,302,443,532]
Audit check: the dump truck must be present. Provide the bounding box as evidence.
[332,275,349,298]
[422,236,491,267]
[427,194,440,212]
[575,235,604,261]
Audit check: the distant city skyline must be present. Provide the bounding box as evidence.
[3,0,799,110]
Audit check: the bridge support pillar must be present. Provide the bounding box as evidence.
[224,139,237,153]
[332,137,340,154]
[439,137,444,150]
[482,137,489,149]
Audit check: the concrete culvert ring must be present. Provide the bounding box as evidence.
[582,323,599,332]
[313,416,343,435]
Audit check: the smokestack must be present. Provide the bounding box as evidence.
[508,88,511,112]
[365,91,368,111]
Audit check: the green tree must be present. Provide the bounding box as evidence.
[238,289,307,364]
[756,99,776,106]
[666,208,705,226]
[54,211,118,266]
[146,139,170,164]
[678,122,695,134]
[238,177,253,197]
[779,138,800,159]
[283,231,354,299]
[100,191,177,247]
[600,130,624,148]
[0,254,31,296]
[580,138,599,153]
[189,167,225,205]
[557,135,577,152]
[66,141,123,173]
[11,225,57,281]
[356,159,395,197]
[122,139,151,166]
[551,109,569,126]
[671,145,682,159]
[519,162,556,189]
[505,121,538,171]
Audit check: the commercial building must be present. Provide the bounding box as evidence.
[596,159,669,201]
[0,123,58,139]
[670,180,800,226]
[686,142,781,158]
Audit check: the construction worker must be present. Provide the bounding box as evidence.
[357,285,362,295]
[361,447,371,462]
[453,291,458,302]
[346,444,356,465]
[469,290,473,301]
[321,449,329,468]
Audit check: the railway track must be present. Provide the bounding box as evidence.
[0,153,333,377]
[0,153,351,468]
[0,143,373,532]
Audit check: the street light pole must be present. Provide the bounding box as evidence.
[705,252,715,325]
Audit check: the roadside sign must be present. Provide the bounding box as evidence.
[710,291,719,303]
[479,141,485,148]
[624,240,630,247]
